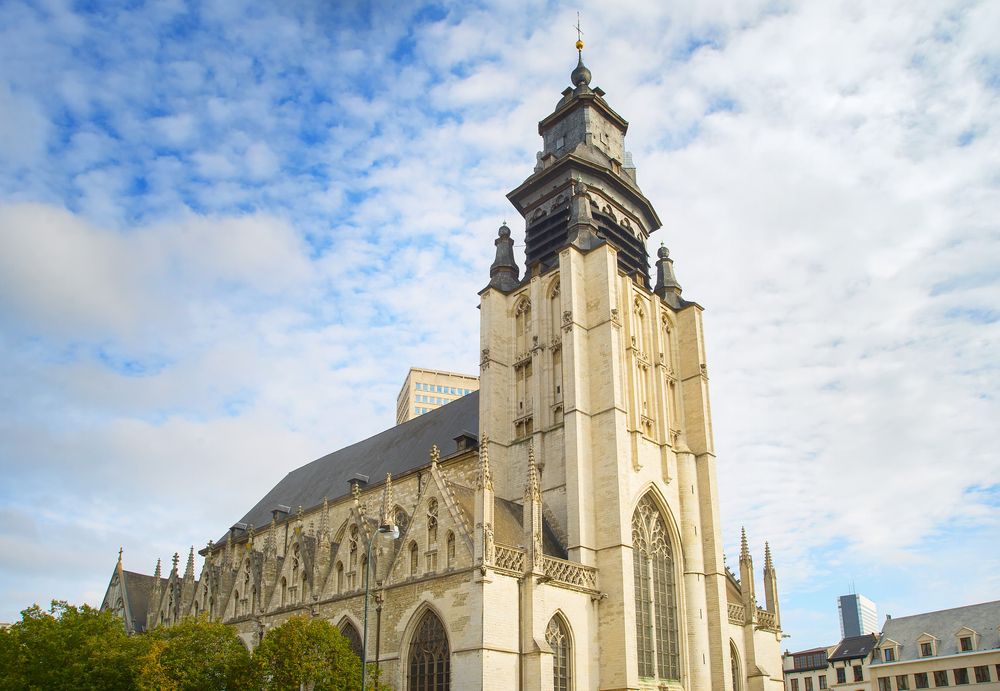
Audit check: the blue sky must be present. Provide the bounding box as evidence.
[1,0,998,651]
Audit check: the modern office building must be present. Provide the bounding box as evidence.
[840,594,879,638]
[395,367,479,425]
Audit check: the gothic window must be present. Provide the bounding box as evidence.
[350,526,359,568]
[336,564,343,593]
[233,590,239,618]
[515,298,532,354]
[281,577,287,606]
[395,507,410,534]
[546,616,571,691]
[632,493,679,681]
[410,541,419,576]
[447,532,455,568]
[428,517,438,544]
[360,556,368,588]
[251,586,257,614]
[340,621,363,661]
[408,610,450,691]
[732,641,743,691]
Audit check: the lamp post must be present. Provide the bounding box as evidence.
[362,523,399,691]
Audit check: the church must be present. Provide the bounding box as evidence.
[102,45,786,691]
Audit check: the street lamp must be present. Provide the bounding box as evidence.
[362,523,399,691]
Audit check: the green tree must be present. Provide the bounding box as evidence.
[0,600,136,691]
[135,615,253,691]
[252,616,362,691]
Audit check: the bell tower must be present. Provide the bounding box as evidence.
[477,41,749,691]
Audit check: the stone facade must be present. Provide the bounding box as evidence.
[102,49,785,691]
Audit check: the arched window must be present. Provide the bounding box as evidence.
[395,507,410,534]
[336,563,344,593]
[731,640,743,691]
[632,493,679,681]
[361,556,368,588]
[408,610,450,691]
[280,577,287,606]
[410,541,419,576]
[340,620,363,660]
[446,532,456,568]
[428,517,438,544]
[546,616,571,691]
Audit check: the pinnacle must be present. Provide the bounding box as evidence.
[525,443,541,502]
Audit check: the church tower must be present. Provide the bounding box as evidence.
[479,44,784,691]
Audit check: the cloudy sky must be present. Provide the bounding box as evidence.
[1,0,997,649]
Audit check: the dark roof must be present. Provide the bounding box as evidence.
[790,646,834,657]
[828,634,879,662]
[221,392,480,543]
[122,570,163,634]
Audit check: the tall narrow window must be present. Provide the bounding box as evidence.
[632,493,679,681]
[340,621,363,661]
[447,532,456,568]
[546,616,571,691]
[336,564,343,593]
[408,610,450,691]
[410,542,419,576]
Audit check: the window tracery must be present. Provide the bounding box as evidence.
[632,494,679,681]
[408,610,450,691]
[546,615,571,691]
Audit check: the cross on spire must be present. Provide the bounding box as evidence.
[573,12,584,51]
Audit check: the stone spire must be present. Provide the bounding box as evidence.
[524,443,541,504]
[488,223,520,292]
[380,475,394,525]
[654,244,685,309]
[171,552,180,576]
[430,444,440,466]
[320,497,330,537]
[476,434,493,491]
[763,541,780,627]
[523,443,543,572]
[739,527,757,614]
[153,557,162,580]
[474,435,495,568]
[184,547,195,582]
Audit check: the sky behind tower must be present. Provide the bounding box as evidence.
[0,0,998,649]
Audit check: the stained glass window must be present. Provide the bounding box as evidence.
[408,610,450,691]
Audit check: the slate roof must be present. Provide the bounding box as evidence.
[221,392,480,543]
[828,634,879,662]
[874,600,1000,664]
[122,570,162,633]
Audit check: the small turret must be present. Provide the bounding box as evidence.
[488,223,520,292]
[654,244,686,309]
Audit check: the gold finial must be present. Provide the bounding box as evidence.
[574,12,584,51]
[117,547,123,566]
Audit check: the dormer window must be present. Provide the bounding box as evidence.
[881,639,901,663]
[955,627,979,652]
[916,633,939,658]
[920,643,933,657]
[556,136,564,150]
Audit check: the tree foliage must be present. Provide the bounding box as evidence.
[0,604,373,691]
[135,615,253,691]
[252,616,362,691]
[0,601,135,691]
